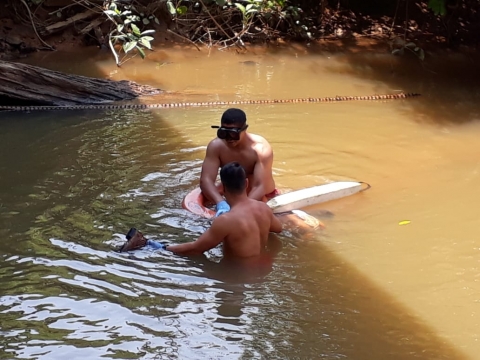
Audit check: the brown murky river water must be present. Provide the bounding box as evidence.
[1,44,479,359]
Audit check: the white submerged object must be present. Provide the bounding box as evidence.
[267,181,368,214]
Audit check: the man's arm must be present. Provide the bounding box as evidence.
[199,141,224,204]
[270,210,283,233]
[166,217,227,255]
[248,159,266,201]
[249,140,274,201]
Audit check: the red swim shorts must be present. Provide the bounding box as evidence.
[265,188,281,200]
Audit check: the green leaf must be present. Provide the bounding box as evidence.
[131,23,141,36]
[428,0,446,15]
[117,24,124,32]
[216,0,227,6]
[154,17,160,24]
[137,46,146,59]
[167,1,176,15]
[235,3,246,14]
[143,18,150,25]
[177,5,188,15]
[141,36,154,41]
[123,40,137,53]
[104,10,117,16]
[139,37,152,49]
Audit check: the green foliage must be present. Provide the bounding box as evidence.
[428,0,446,15]
[103,1,158,66]
[235,0,262,25]
[155,0,312,44]
[167,1,189,16]
[229,0,310,39]
[283,5,312,39]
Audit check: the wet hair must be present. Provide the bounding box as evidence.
[221,108,247,126]
[220,162,246,194]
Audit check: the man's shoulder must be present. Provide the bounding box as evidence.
[249,132,269,143]
[207,137,223,147]
[242,198,269,212]
[206,138,225,152]
[211,212,238,230]
[248,133,272,157]
[249,133,270,147]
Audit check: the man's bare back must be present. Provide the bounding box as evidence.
[212,197,279,259]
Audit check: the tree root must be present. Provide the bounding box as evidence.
[19,0,55,51]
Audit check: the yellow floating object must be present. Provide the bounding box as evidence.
[398,220,411,225]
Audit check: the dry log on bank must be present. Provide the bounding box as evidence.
[0,60,163,106]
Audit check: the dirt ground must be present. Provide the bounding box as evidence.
[0,1,478,61]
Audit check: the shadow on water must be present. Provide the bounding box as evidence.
[285,39,480,126]
[248,238,469,360]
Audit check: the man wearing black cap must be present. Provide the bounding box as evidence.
[200,108,278,217]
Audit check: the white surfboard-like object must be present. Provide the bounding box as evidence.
[267,181,368,214]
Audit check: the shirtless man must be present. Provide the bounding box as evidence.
[119,162,283,260]
[201,108,278,217]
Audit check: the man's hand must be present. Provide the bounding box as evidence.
[215,200,230,217]
[147,240,168,250]
[199,140,224,204]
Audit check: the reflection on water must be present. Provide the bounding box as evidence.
[1,47,480,359]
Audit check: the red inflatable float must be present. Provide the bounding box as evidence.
[182,187,216,219]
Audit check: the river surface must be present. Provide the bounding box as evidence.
[1,44,480,360]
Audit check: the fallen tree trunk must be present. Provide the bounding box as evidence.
[0,60,163,106]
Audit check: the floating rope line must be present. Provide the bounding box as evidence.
[0,93,421,112]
